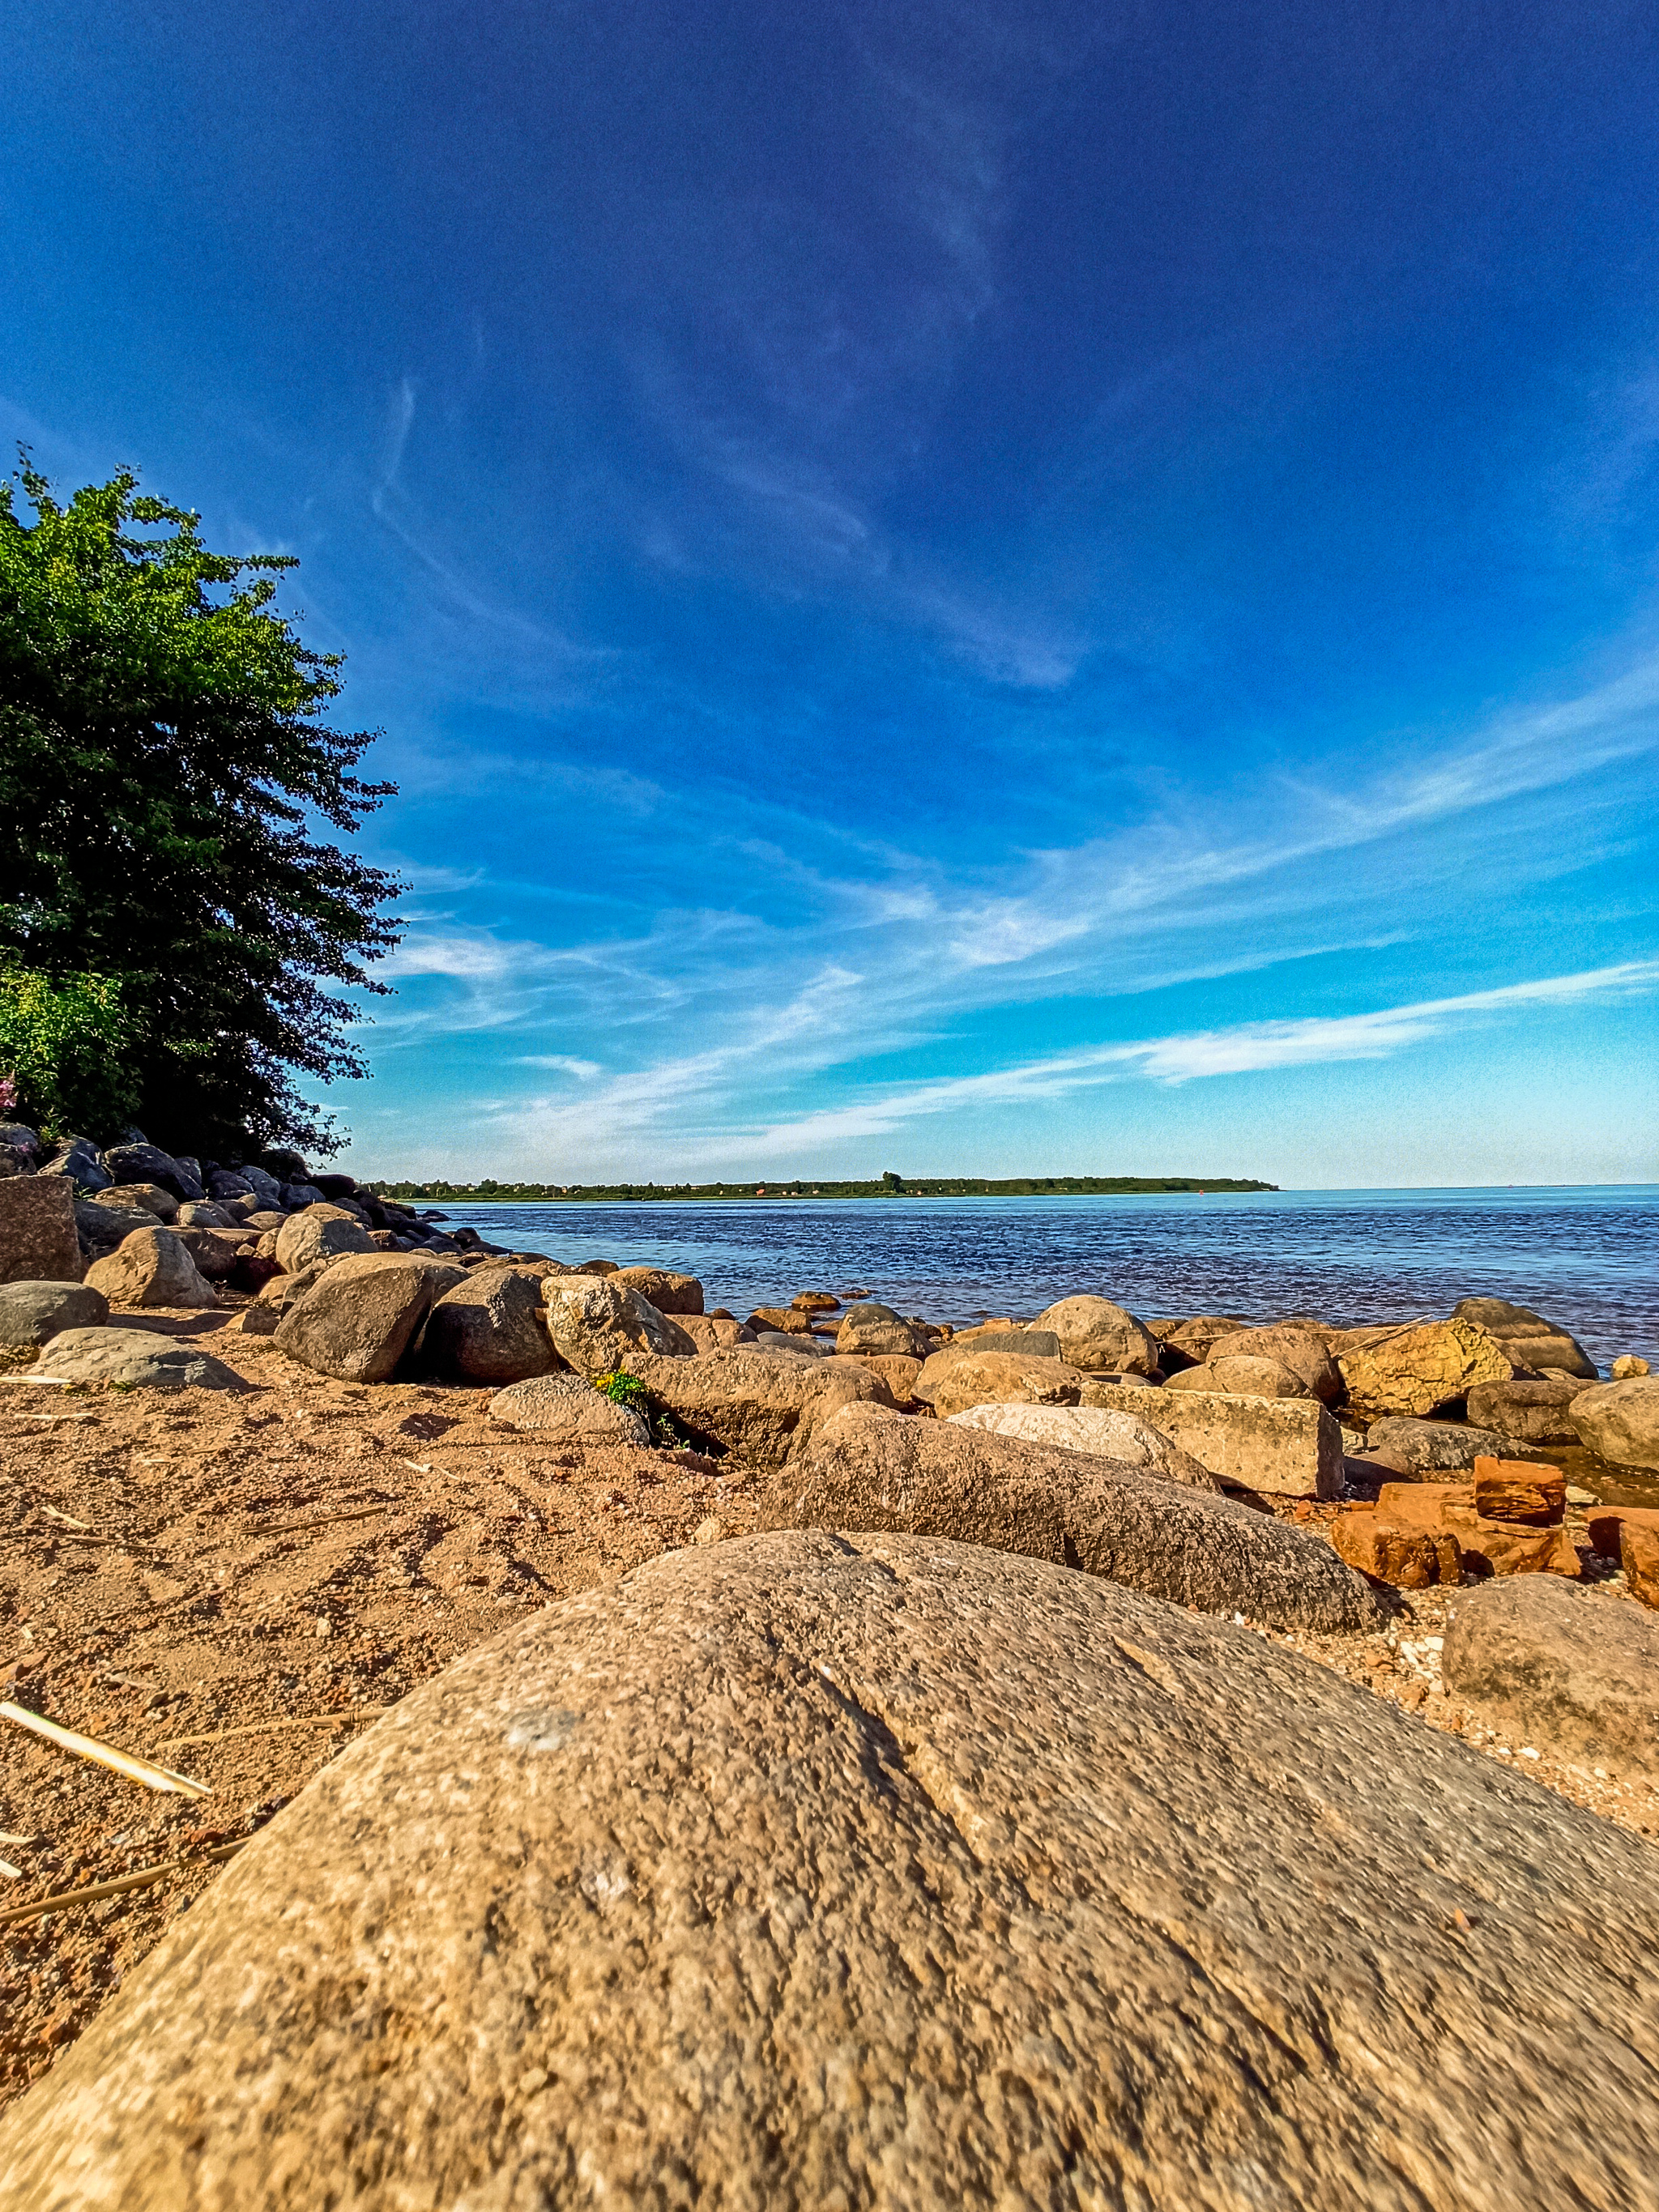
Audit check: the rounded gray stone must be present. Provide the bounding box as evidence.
[1570,1377,1659,1470]
[487,1369,650,1444]
[3,1532,1657,2210]
[32,1327,242,1391]
[0,1279,109,1345]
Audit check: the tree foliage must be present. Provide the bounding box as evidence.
[0,963,139,1140]
[0,458,401,1157]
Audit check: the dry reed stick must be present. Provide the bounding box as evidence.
[0,1701,212,1798]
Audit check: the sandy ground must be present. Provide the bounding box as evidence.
[2,1300,1656,2110]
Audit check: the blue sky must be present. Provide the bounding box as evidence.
[6,0,1659,1186]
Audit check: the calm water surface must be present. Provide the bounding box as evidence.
[437,1187,1657,1370]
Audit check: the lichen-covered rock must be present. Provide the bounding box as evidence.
[83,1226,219,1309]
[1336,1317,1512,1418]
[544,1272,696,1374]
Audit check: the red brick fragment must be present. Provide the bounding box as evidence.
[1331,1514,1461,1588]
[1470,1456,1564,1527]
[1588,1504,1659,1558]
[1623,1522,1659,1610]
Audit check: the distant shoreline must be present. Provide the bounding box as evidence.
[366,1176,1279,1203]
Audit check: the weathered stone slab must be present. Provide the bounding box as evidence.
[772,1401,1380,1631]
[0,1176,82,1285]
[6,1532,1657,2211]
[1078,1379,1342,1498]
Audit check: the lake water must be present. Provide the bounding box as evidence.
[436,1187,1658,1370]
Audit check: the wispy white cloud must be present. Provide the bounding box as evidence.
[348,637,1659,1174]
[512,1055,603,1078]
[745,960,1659,1150]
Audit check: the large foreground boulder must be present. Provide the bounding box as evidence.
[947,1400,1222,1491]
[1031,1293,1160,1374]
[32,1327,241,1392]
[1336,1317,1512,1417]
[420,1265,557,1383]
[1569,1378,1659,1471]
[770,1403,1381,1632]
[0,1280,109,1345]
[10,1532,1657,2212]
[544,1272,696,1373]
[275,1254,464,1383]
[1452,1296,1598,1379]
[83,1225,219,1309]
[1442,1574,1659,1786]
[488,1370,650,1445]
[618,1346,892,1468]
[1078,1379,1342,1498]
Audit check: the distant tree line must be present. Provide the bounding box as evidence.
[368,1173,1279,1203]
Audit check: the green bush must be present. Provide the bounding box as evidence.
[0,965,139,1141]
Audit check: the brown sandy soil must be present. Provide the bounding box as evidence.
[2,1302,1656,2111]
[0,1303,763,2108]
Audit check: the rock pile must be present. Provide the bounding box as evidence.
[1,1121,1655,1620]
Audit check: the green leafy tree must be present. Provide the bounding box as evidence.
[0,963,139,1139]
[0,458,401,1157]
